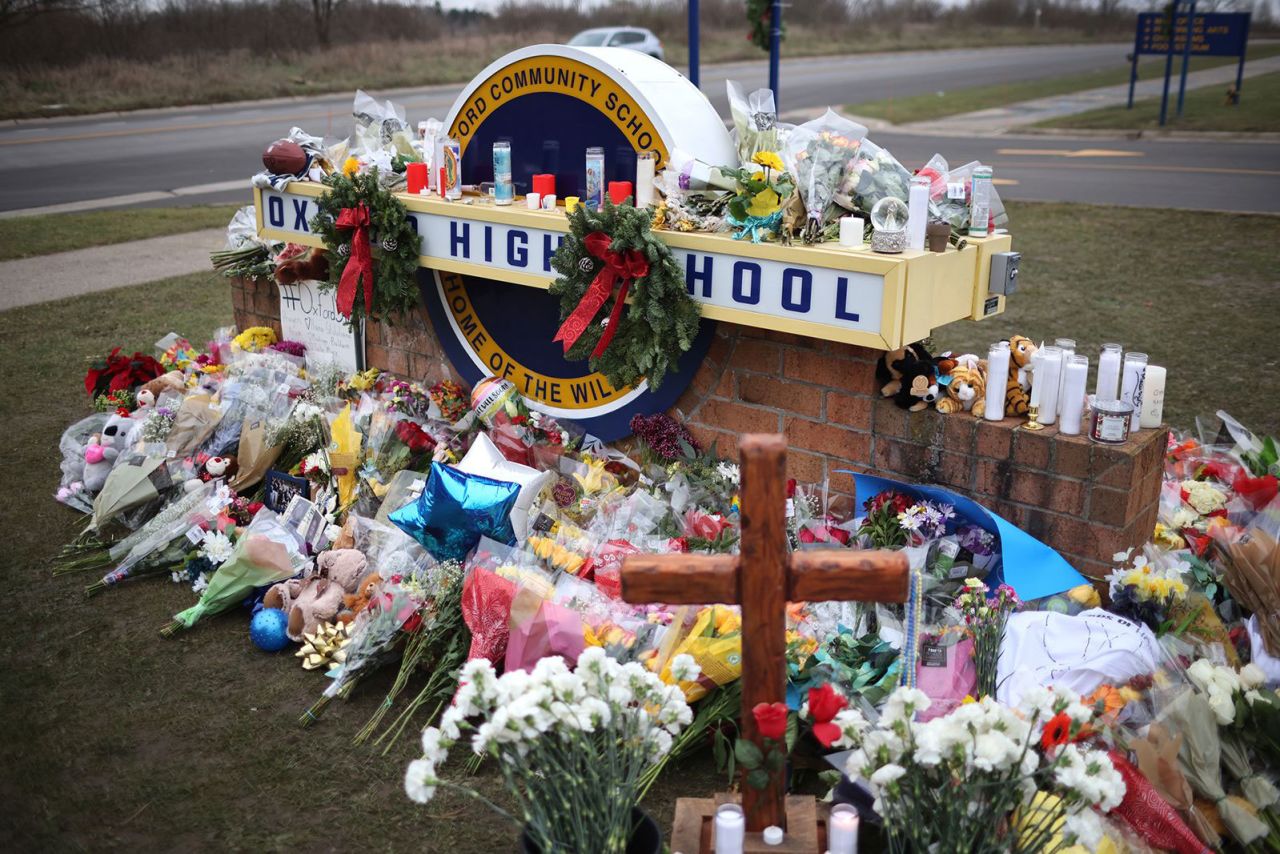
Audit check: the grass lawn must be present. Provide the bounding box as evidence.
[846,43,1280,125]
[1038,70,1280,133]
[2,201,1277,850]
[0,205,239,262]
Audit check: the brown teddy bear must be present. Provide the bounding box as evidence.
[275,245,329,285]
[339,572,383,624]
[263,548,368,641]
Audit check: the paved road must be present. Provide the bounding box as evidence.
[2,43,1278,215]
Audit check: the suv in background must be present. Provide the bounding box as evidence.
[567,27,665,61]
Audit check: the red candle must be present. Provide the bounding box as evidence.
[406,162,428,194]
[532,173,556,197]
[608,181,633,205]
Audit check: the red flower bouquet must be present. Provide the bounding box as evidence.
[84,347,164,398]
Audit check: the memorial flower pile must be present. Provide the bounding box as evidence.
[48,316,1280,851]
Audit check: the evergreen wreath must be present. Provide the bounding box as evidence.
[746,0,783,52]
[310,169,420,323]
[550,200,701,392]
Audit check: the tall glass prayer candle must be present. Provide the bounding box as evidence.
[1060,355,1089,435]
[635,151,656,207]
[1120,352,1148,433]
[985,341,1010,421]
[907,175,929,250]
[1027,349,1045,411]
[585,146,605,209]
[969,166,993,237]
[1097,343,1122,402]
[1139,365,1167,428]
[492,141,513,205]
[1036,346,1064,425]
[828,804,860,854]
[1054,338,1075,415]
[443,137,462,200]
[714,804,745,854]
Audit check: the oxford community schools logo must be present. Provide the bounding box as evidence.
[421,46,717,441]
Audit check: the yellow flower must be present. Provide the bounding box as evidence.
[751,151,785,172]
[342,156,360,178]
[746,187,782,217]
[232,326,277,353]
[961,695,977,705]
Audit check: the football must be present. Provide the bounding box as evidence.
[262,139,308,176]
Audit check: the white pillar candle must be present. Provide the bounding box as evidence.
[714,804,745,854]
[526,192,541,210]
[1060,355,1089,435]
[1139,365,1166,428]
[1096,343,1122,403]
[984,341,1010,421]
[1120,351,1148,433]
[1036,346,1063,425]
[839,216,865,248]
[636,151,657,208]
[541,193,557,210]
[907,175,929,251]
[1027,349,1045,410]
[1054,338,1075,412]
[828,804,860,854]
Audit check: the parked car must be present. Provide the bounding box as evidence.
[567,27,664,61]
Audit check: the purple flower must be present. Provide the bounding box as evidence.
[269,340,307,357]
[630,413,699,461]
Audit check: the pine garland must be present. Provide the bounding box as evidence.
[310,170,421,323]
[746,0,782,52]
[550,200,702,392]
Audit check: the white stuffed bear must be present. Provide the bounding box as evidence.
[99,411,137,453]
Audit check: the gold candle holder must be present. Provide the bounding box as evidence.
[1023,405,1045,430]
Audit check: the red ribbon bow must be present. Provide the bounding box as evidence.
[334,203,373,318]
[552,231,649,359]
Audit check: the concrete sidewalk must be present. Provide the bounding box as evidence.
[897,55,1280,135]
[0,228,225,312]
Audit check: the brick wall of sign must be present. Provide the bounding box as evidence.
[232,275,1164,583]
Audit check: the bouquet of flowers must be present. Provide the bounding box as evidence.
[831,686,1125,854]
[832,137,913,222]
[782,109,866,243]
[405,648,697,854]
[855,490,913,548]
[1106,547,1190,632]
[84,347,164,398]
[721,151,795,243]
[954,577,1021,698]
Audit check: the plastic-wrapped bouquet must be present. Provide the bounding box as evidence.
[1106,547,1190,632]
[954,577,1021,698]
[782,110,867,243]
[405,648,697,854]
[831,685,1125,854]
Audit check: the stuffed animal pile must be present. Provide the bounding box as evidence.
[876,335,1041,420]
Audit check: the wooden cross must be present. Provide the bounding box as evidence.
[622,434,909,833]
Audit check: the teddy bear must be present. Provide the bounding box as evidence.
[339,572,383,624]
[100,411,137,454]
[275,246,329,285]
[263,548,368,642]
[876,343,939,412]
[140,370,186,401]
[936,359,988,418]
[1004,335,1039,417]
[82,435,118,494]
[184,455,239,492]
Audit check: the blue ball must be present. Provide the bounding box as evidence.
[250,607,291,652]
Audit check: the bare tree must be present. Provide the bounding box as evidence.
[0,0,90,29]
[311,0,346,47]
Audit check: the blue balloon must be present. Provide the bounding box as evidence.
[390,462,519,562]
[250,607,291,652]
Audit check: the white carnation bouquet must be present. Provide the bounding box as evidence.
[405,647,698,853]
[830,685,1125,853]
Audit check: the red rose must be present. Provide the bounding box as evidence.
[1234,472,1278,512]
[808,684,847,748]
[1040,711,1072,751]
[752,701,789,741]
[786,478,797,498]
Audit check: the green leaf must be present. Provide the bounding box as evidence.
[746,769,772,790]
[734,738,764,769]
[764,748,785,772]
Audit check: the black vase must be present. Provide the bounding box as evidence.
[519,807,662,854]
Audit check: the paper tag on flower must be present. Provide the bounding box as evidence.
[531,513,555,534]
[947,181,966,200]
[185,525,206,545]
[785,498,795,519]
[921,642,948,667]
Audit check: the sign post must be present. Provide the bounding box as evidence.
[1131,8,1251,120]
[768,0,782,109]
[688,0,700,89]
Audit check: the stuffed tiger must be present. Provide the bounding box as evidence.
[1005,335,1038,416]
[936,361,987,417]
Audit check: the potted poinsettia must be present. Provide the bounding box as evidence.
[405,648,699,853]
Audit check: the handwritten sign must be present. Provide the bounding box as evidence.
[277,279,364,374]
